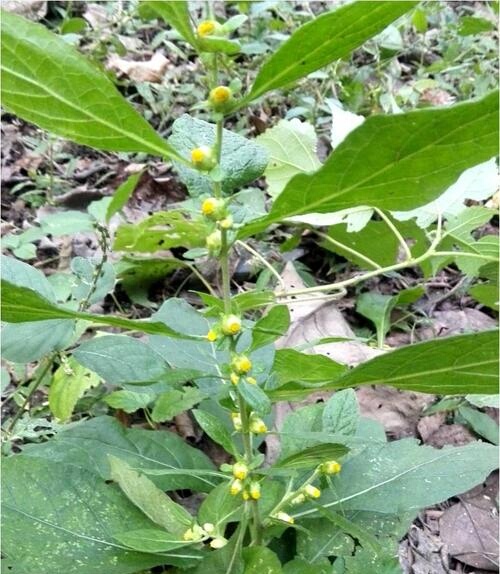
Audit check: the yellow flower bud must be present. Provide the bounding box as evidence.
[249,482,261,500]
[230,372,240,386]
[221,314,242,336]
[191,146,215,170]
[206,329,218,342]
[206,230,222,255]
[249,417,267,435]
[231,412,242,430]
[219,216,233,230]
[246,376,257,385]
[321,460,342,475]
[232,462,248,480]
[242,489,250,500]
[210,537,228,549]
[201,197,226,220]
[230,478,243,495]
[183,528,194,541]
[203,522,215,535]
[232,355,252,374]
[304,484,321,499]
[209,85,233,111]
[275,512,294,524]
[197,20,218,37]
[290,493,306,506]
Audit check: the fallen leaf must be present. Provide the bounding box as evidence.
[107,52,169,83]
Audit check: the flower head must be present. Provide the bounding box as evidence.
[197,20,217,37]
[321,460,342,475]
[206,230,222,255]
[242,489,250,500]
[219,216,233,230]
[275,512,294,524]
[206,329,218,342]
[249,417,267,435]
[203,522,215,535]
[210,537,228,549]
[246,376,257,385]
[231,412,242,431]
[304,484,321,499]
[230,478,243,495]
[209,86,233,111]
[230,372,240,386]
[290,493,306,505]
[221,314,242,336]
[249,481,261,500]
[232,355,252,374]
[232,461,248,480]
[201,197,225,220]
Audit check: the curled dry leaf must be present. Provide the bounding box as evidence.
[107,52,169,83]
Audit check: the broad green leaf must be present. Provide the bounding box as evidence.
[293,439,498,518]
[283,559,329,574]
[343,546,402,574]
[257,119,321,198]
[2,254,55,300]
[2,456,198,574]
[238,380,271,415]
[198,482,242,528]
[458,15,496,35]
[297,518,355,560]
[1,280,194,338]
[469,282,499,310]
[152,387,204,422]
[275,443,349,471]
[241,92,499,236]
[113,211,207,253]
[21,416,217,492]
[458,405,499,445]
[109,455,193,535]
[466,394,499,408]
[191,525,245,574]
[73,335,170,384]
[106,171,143,222]
[37,210,95,236]
[168,114,268,196]
[49,357,101,421]
[243,547,283,573]
[104,390,155,413]
[114,528,194,553]
[197,36,241,55]
[333,331,499,394]
[322,389,359,436]
[142,0,198,47]
[251,305,290,350]
[272,349,347,387]
[193,409,237,456]
[237,1,417,107]
[1,11,184,161]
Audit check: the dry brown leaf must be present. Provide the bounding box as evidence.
[2,0,47,19]
[107,52,169,83]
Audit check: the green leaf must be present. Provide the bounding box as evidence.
[2,254,55,300]
[293,440,498,518]
[1,280,194,338]
[272,349,347,386]
[168,114,268,196]
[38,210,95,236]
[113,210,207,253]
[468,283,499,310]
[458,405,499,445]
[238,380,271,416]
[241,92,499,236]
[198,482,242,529]
[106,171,143,222]
[191,525,245,574]
[152,387,204,422]
[257,119,321,198]
[251,305,290,350]
[283,559,329,574]
[322,389,359,436]
[275,443,349,470]
[466,394,499,408]
[2,456,199,574]
[73,335,170,384]
[104,390,155,413]
[243,547,283,573]
[21,416,217,492]
[71,257,116,305]
[142,0,198,47]
[458,15,496,36]
[193,409,237,456]
[238,1,417,106]
[114,528,194,553]
[49,357,101,421]
[1,11,184,161]
[109,455,193,535]
[344,546,402,574]
[197,36,241,55]
[297,518,355,561]
[333,331,499,394]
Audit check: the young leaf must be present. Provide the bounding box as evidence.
[152,388,204,422]
[238,380,272,415]
[104,390,156,414]
[142,0,198,48]
[1,280,195,338]
[458,405,499,445]
[109,455,193,535]
[2,456,198,574]
[237,1,417,107]
[1,11,185,161]
[322,389,359,436]
[243,547,283,573]
[332,330,499,394]
[251,305,290,350]
[198,482,242,528]
[21,416,216,492]
[114,529,194,554]
[241,92,499,236]
[106,171,143,222]
[49,357,101,422]
[193,409,237,456]
[272,349,347,386]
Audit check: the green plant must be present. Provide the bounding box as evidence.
[1,2,499,573]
